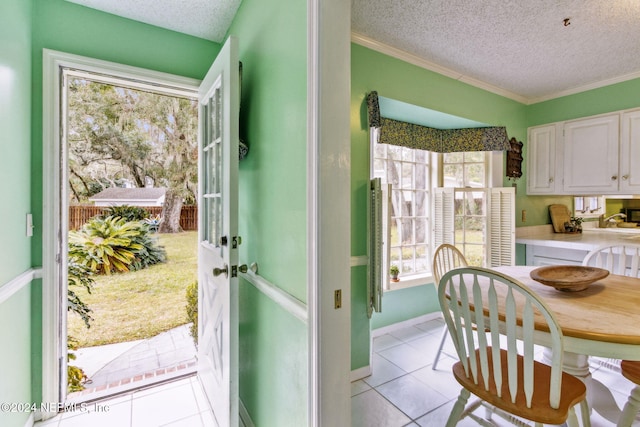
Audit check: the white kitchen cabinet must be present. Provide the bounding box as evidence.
[562,114,619,194]
[525,245,588,267]
[526,124,560,194]
[620,109,640,193]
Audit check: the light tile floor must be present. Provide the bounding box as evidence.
[352,318,640,427]
[36,318,639,427]
[35,376,216,427]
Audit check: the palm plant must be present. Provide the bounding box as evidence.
[69,215,143,274]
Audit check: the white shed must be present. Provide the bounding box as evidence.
[89,187,166,207]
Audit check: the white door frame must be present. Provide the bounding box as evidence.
[41,49,200,419]
[307,0,352,425]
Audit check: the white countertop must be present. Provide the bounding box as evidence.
[516,224,640,251]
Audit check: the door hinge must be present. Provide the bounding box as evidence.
[232,236,242,249]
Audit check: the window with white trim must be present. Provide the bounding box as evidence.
[372,135,434,288]
[443,152,488,266]
[372,134,514,290]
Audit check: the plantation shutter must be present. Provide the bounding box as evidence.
[432,187,455,249]
[488,187,516,267]
[368,178,389,317]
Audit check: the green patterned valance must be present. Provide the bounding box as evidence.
[367,92,510,153]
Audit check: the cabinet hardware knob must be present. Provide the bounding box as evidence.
[612,176,618,181]
[549,177,554,183]
[623,175,629,180]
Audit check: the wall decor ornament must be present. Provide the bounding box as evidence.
[506,137,523,180]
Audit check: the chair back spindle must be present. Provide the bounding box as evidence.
[583,244,640,278]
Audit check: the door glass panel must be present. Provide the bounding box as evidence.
[203,86,223,247]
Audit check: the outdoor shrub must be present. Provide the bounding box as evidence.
[67,255,95,328]
[67,337,88,392]
[100,205,150,222]
[70,215,166,274]
[128,222,167,271]
[185,281,198,346]
[69,216,144,274]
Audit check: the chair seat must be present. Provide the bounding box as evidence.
[621,360,640,385]
[452,348,587,425]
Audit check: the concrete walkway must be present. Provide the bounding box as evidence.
[70,324,197,399]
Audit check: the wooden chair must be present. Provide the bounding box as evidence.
[582,244,640,277]
[617,360,640,427]
[432,244,468,370]
[438,267,590,427]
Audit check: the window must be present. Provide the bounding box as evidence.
[372,134,434,288]
[372,132,513,290]
[443,152,488,266]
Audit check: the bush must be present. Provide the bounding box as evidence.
[67,251,94,392]
[67,256,95,328]
[128,222,167,271]
[67,337,88,393]
[185,281,198,346]
[99,205,150,222]
[70,216,166,274]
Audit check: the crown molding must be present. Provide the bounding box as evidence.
[351,32,529,104]
[351,32,640,106]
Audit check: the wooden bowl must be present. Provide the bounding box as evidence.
[530,265,609,292]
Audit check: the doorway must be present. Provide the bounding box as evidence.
[42,49,203,411]
[63,71,200,401]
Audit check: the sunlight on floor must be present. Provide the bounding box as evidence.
[35,375,216,427]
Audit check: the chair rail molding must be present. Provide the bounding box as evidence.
[239,270,307,323]
[0,268,41,305]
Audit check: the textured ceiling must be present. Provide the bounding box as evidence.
[353,0,640,103]
[66,0,640,104]
[65,0,241,42]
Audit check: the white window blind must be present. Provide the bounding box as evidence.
[433,187,515,267]
[488,187,516,267]
[432,187,455,249]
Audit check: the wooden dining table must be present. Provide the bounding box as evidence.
[490,265,640,423]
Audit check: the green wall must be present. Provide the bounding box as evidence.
[29,0,220,404]
[229,0,308,424]
[350,43,529,371]
[0,0,32,427]
[370,284,440,330]
[527,79,640,127]
[1,0,32,285]
[0,288,32,427]
[0,1,33,426]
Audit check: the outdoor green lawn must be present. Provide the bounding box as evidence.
[68,231,197,348]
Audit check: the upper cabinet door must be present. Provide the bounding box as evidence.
[620,110,640,194]
[527,124,558,195]
[563,114,619,194]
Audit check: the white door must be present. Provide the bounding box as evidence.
[197,36,240,427]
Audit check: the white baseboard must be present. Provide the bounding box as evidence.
[372,312,442,338]
[239,398,255,427]
[350,365,371,382]
[24,413,34,427]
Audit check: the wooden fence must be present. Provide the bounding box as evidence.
[68,205,198,231]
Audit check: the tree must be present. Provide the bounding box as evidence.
[139,95,198,233]
[66,79,198,232]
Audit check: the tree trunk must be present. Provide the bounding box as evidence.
[159,190,183,233]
